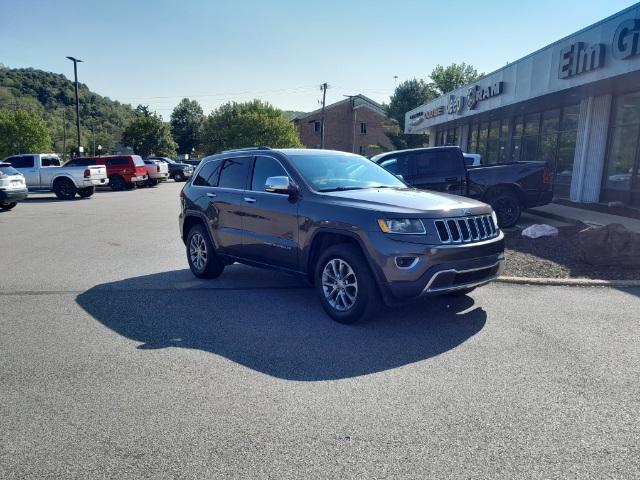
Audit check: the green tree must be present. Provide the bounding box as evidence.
[386,78,436,131]
[201,100,302,154]
[170,98,204,156]
[429,62,483,95]
[122,108,177,157]
[0,109,51,157]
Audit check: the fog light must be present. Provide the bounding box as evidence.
[395,256,418,269]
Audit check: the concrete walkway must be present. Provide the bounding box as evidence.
[530,203,640,233]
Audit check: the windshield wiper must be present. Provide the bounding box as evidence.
[317,186,368,192]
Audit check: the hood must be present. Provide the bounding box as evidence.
[320,187,491,216]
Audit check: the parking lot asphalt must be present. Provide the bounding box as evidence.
[1,183,639,479]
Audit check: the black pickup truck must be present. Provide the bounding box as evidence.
[372,146,553,227]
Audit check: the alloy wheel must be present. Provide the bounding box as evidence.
[321,258,358,312]
[189,233,208,271]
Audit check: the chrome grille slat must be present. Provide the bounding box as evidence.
[433,214,498,244]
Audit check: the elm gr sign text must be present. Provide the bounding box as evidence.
[559,18,640,79]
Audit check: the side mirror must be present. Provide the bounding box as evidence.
[265,176,296,195]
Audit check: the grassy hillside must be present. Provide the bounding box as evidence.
[0,66,136,154]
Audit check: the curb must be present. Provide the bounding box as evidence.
[526,208,583,226]
[497,276,640,287]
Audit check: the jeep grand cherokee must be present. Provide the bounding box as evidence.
[179,147,504,323]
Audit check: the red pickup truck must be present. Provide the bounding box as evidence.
[81,155,148,191]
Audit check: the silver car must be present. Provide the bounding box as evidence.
[0,162,28,211]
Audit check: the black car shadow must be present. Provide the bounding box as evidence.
[76,269,487,381]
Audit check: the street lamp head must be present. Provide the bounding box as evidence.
[66,56,83,63]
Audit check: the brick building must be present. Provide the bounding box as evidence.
[293,95,393,156]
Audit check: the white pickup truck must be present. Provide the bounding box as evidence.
[2,153,108,200]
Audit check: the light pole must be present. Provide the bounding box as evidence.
[66,56,83,153]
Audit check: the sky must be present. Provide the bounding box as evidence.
[1,0,638,119]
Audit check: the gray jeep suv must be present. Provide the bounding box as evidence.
[179,147,504,323]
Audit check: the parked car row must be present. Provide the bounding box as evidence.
[0,153,194,210]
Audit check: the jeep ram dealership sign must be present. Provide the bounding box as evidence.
[405,9,640,134]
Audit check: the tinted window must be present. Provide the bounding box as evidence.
[106,158,129,166]
[251,156,287,191]
[6,156,35,168]
[379,158,397,174]
[412,150,461,175]
[41,156,61,167]
[218,157,250,189]
[193,159,221,187]
[66,158,96,167]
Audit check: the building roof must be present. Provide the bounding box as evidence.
[294,94,386,120]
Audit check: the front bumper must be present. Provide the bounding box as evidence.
[0,188,28,203]
[363,230,505,304]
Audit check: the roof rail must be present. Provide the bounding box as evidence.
[220,146,272,154]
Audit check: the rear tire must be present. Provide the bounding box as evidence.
[77,186,95,198]
[186,224,225,279]
[315,244,379,324]
[0,202,17,211]
[110,175,126,191]
[53,178,77,200]
[488,191,522,228]
[173,171,185,182]
[147,178,158,187]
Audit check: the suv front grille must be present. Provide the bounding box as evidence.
[433,215,498,244]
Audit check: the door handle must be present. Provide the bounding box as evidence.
[243,196,256,203]
[206,192,216,198]
[445,177,458,182]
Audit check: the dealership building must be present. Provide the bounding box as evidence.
[405,3,640,206]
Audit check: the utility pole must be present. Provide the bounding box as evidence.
[320,82,328,149]
[66,56,83,152]
[62,111,67,161]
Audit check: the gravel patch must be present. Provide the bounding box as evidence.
[503,223,640,280]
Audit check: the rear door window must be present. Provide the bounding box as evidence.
[193,159,222,187]
[218,157,251,190]
[411,150,462,175]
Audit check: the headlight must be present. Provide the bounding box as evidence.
[491,210,498,229]
[377,218,425,234]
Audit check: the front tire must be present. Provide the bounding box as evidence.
[488,191,522,228]
[77,186,95,198]
[186,224,225,279]
[147,178,158,187]
[173,171,185,182]
[0,202,17,211]
[315,244,379,324]
[53,178,77,200]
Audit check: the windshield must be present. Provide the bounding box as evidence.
[286,152,405,192]
[0,164,21,176]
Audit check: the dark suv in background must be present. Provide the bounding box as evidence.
[179,148,504,323]
[148,157,194,182]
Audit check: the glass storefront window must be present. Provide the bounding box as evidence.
[498,139,509,163]
[606,125,639,191]
[521,135,539,161]
[540,134,558,163]
[469,124,478,152]
[541,109,560,133]
[511,137,521,161]
[556,131,576,194]
[612,91,640,126]
[489,120,499,139]
[524,113,540,135]
[561,104,579,130]
[514,116,524,136]
[500,119,510,138]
